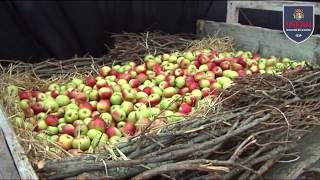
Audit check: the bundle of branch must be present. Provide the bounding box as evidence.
[107,32,195,63]
[37,67,320,180]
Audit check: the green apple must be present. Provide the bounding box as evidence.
[184,51,195,61]
[127,111,138,123]
[14,117,25,128]
[49,135,59,143]
[150,107,161,117]
[100,113,113,124]
[64,109,79,123]
[43,99,59,112]
[175,76,186,88]
[87,129,103,140]
[36,112,46,121]
[134,103,147,111]
[7,85,19,97]
[91,133,108,148]
[160,98,178,111]
[222,70,239,80]
[152,86,162,96]
[121,101,134,115]
[110,93,123,105]
[48,83,60,91]
[74,124,88,136]
[137,108,151,119]
[109,136,122,145]
[191,89,203,101]
[35,132,48,141]
[55,95,70,106]
[72,135,91,151]
[199,64,209,72]
[65,103,79,111]
[57,134,74,150]
[155,75,166,85]
[111,108,127,122]
[37,120,48,130]
[83,117,92,126]
[46,126,59,135]
[78,108,92,119]
[72,78,84,87]
[199,79,210,88]
[163,87,178,98]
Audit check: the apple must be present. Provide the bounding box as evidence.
[19,99,29,110]
[36,112,46,122]
[21,106,33,117]
[83,117,92,126]
[223,70,239,80]
[14,117,25,128]
[87,129,103,140]
[137,108,152,119]
[127,111,138,123]
[179,102,192,115]
[99,66,111,77]
[56,134,74,150]
[135,117,151,130]
[75,92,88,103]
[188,82,199,92]
[100,112,113,124]
[78,108,92,119]
[48,83,60,91]
[97,99,111,113]
[199,64,209,72]
[91,133,108,148]
[99,87,113,99]
[220,61,231,70]
[64,109,79,123]
[121,101,134,115]
[37,120,48,131]
[175,76,185,88]
[31,102,44,114]
[158,81,170,90]
[96,79,108,88]
[249,64,259,73]
[136,64,146,73]
[194,72,206,81]
[79,101,94,111]
[151,86,162,96]
[184,95,197,107]
[7,85,19,97]
[129,79,140,88]
[187,65,197,75]
[160,98,178,111]
[142,87,152,95]
[46,126,59,135]
[72,135,91,151]
[121,122,136,136]
[163,87,178,98]
[147,93,161,106]
[88,117,106,132]
[65,103,79,111]
[110,92,123,105]
[109,136,122,145]
[184,51,195,61]
[105,126,122,138]
[111,108,126,122]
[35,92,47,101]
[137,73,148,84]
[85,76,96,87]
[74,124,88,137]
[45,114,59,126]
[211,82,222,90]
[122,89,137,102]
[55,95,70,106]
[199,79,210,88]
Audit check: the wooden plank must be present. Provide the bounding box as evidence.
[196,20,320,65]
[0,105,38,180]
[0,129,20,179]
[226,1,320,24]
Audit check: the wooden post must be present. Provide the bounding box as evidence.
[0,106,38,180]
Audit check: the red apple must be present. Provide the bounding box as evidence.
[188,82,199,92]
[99,86,113,99]
[45,115,59,126]
[122,122,136,136]
[137,73,148,83]
[220,61,231,70]
[179,103,192,115]
[212,66,223,77]
[31,102,44,114]
[129,79,140,88]
[105,126,122,138]
[143,87,152,96]
[88,117,106,132]
[85,76,96,87]
[62,124,75,136]
[194,72,206,81]
[79,101,94,111]
[179,87,189,95]
[19,90,32,100]
[51,90,59,98]
[97,99,111,113]
[75,92,88,103]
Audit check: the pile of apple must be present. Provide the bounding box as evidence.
[11,49,305,153]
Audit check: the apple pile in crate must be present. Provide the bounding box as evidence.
[14,49,304,152]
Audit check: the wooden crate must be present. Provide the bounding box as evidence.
[1,19,320,180]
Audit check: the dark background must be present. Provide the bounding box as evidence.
[0,1,319,62]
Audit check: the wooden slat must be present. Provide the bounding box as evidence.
[197,20,320,65]
[0,105,38,180]
[227,1,320,23]
[0,129,20,179]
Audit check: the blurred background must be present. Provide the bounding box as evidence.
[0,1,319,61]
